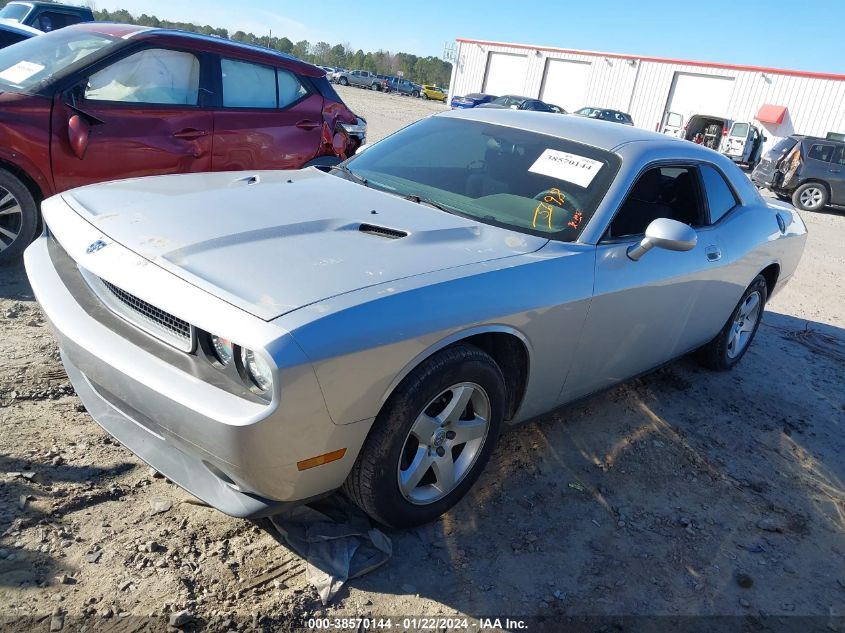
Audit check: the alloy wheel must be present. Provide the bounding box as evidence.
[0,186,23,254]
[727,291,762,359]
[397,382,491,505]
[799,186,824,209]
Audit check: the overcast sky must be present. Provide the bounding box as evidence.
[92,0,844,74]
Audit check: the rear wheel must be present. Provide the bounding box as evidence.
[792,182,828,211]
[0,170,39,265]
[343,344,505,528]
[695,275,767,370]
[411,90,419,98]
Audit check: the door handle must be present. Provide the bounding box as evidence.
[172,128,208,140]
[295,119,320,130]
[705,245,722,262]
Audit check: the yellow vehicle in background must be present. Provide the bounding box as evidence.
[420,84,447,101]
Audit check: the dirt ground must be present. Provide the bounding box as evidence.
[1,88,844,632]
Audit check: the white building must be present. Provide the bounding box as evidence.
[448,38,845,148]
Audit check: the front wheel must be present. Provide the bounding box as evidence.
[343,344,505,528]
[338,77,349,86]
[421,92,428,100]
[695,275,767,370]
[0,170,39,265]
[792,182,828,212]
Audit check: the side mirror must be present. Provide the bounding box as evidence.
[627,217,697,261]
[67,114,90,160]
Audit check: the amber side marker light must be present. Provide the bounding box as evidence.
[297,448,347,471]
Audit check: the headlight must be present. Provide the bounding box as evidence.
[241,347,272,392]
[210,335,234,366]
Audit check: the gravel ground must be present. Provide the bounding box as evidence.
[1,89,844,632]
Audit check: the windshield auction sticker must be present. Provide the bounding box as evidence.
[529,149,603,188]
[0,61,45,84]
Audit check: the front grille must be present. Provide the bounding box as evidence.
[80,269,195,352]
[101,279,191,342]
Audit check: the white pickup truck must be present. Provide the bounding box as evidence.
[335,70,388,91]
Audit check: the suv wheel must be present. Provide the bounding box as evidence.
[792,182,828,212]
[343,344,505,528]
[338,77,348,86]
[411,90,419,98]
[0,170,39,265]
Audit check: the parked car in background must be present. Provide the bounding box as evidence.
[660,114,764,168]
[0,23,365,262]
[0,1,94,31]
[478,94,555,112]
[420,84,447,101]
[335,69,388,91]
[574,107,633,125]
[721,121,765,169]
[752,135,845,211]
[385,77,420,97]
[26,108,806,528]
[450,92,497,108]
[0,18,40,47]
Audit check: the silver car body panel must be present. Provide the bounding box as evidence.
[25,108,807,517]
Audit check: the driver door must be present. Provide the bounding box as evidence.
[51,46,214,192]
[559,164,725,402]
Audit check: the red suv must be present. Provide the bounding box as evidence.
[0,23,365,262]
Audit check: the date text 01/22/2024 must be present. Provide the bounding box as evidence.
[304,617,528,630]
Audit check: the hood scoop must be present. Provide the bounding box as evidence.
[358,223,408,239]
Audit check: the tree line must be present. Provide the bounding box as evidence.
[85,7,453,87]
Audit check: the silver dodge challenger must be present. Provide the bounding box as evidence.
[25,109,807,528]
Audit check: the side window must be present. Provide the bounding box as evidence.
[807,144,835,163]
[221,58,276,108]
[85,49,200,105]
[609,166,705,237]
[700,164,738,223]
[277,69,307,108]
[832,146,845,166]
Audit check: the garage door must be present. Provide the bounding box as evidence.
[482,52,528,96]
[665,72,735,123]
[540,59,591,112]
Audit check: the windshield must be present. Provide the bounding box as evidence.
[0,4,30,22]
[0,28,118,92]
[342,117,620,241]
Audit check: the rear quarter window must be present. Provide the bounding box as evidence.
[700,164,738,223]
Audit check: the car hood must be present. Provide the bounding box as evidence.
[61,169,548,320]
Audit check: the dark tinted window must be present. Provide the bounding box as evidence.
[0,30,28,48]
[700,164,737,223]
[832,146,845,166]
[34,11,79,31]
[808,144,835,163]
[610,166,704,237]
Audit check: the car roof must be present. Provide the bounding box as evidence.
[439,107,685,152]
[0,17,41,35]
[56,23,323,77]
[9,1,91,9]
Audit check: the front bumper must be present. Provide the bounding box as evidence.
[24,211,372,518]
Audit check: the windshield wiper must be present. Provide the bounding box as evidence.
[329,164,368,187]
[401,194,457,215]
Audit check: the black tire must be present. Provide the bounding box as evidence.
[370,83,379,91]
[0,170,39,265]
[338,77,348,86]
[695,275,767,371]
[411,90,419,98]
[775,192,791,202]
[421,92,428,100]
[343,344,505,528]
[791,182,829,212]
